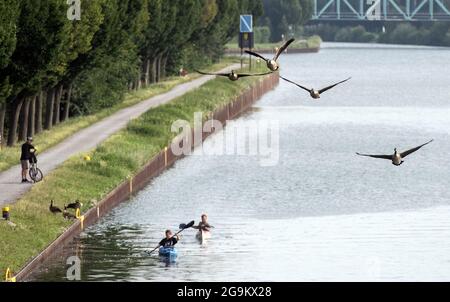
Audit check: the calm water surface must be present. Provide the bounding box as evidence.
[30,42,450,281]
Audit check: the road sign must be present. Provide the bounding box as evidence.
[240,15,253,33]
[239,32,254,49]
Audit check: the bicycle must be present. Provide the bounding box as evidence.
[29,150,43,183]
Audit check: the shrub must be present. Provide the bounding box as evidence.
[254,26,271,44]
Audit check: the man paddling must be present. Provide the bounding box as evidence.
[192,214,213,232]
[159,230,179,248]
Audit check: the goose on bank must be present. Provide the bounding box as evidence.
[245,38,295,71]
[280,76,351,99]
[65,200,82,210]
[49,200,62,214]
[195,70,272,81]
[356,140,434,166]
[63,210,77,220]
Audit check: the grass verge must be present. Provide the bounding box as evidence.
[0,63,272,275]
[0,57,239,172]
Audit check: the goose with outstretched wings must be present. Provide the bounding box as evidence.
[356,140,434,166]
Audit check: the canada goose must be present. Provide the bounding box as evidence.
[65,200,82,210]
[245,38,295,71]
[195,70,272,82]
[281,76,351,99]
[356,140,434,166]
[49,200,62,214]
[63,210,77,220]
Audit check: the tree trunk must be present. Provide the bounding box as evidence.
[7,98,24,146]
[45,88,55,130]
[63,83,72,121]
[150,57,156,84]
[144,59,150,87]
[161,55,168,79]
[136,68,142,91]
[156,54,162,83]
[35,91,43,134]
[28,96,36,137]
[19,97,30,142]
[53,84,63,125]
[0,102,6,146]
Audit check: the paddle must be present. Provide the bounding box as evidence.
[146,220,195,255]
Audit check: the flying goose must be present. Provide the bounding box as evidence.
[245,38,295,71]
[49,200,62,214]
[356,140,434,166]
[195,70,272,81]
[280,76,351,99]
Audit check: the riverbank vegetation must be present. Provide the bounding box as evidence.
[0,0,265,148]
[0,63,272,274]
[304,22,450,47]
[0,58,236,172]
[259,0,313,42]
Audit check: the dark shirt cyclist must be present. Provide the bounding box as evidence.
[20,137,35,183]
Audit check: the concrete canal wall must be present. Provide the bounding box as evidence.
[15,72,279,281]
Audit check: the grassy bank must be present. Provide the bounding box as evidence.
[225,35,322,52]
[0,63,272,275]
[0,58,238,173]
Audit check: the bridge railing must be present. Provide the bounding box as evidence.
[312,0,450,21]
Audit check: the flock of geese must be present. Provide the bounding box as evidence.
[49,200,82,217]
[196,38,434,166]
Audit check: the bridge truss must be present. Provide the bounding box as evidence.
[312,0,450,21]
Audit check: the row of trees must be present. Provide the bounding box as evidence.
[0,0,264,147]
[259,0,313,42]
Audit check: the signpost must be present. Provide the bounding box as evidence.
[239,15,254,70]
[240,15,253,33]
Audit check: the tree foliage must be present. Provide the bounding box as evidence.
[0,0,20,105]
[261,0,313,42]
[0,0,262,146]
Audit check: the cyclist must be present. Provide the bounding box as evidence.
[20,137,35,183]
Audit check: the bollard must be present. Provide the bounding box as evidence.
[2,207,10,220]
[5,268,16,282]
[76,209,85,230]
[164,147,168,166]
[129,177,133,195]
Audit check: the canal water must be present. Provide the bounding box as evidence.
[30,42,450,281]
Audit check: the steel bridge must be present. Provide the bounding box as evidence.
[312,0,450,21]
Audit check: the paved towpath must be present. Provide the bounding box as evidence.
[0,64,240,206]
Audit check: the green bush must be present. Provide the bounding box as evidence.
[388,23,417,44]
[254,26,271,44]
[335,27,352,42]
[444,30,450,46]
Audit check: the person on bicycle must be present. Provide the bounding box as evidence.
[20,137,35,183]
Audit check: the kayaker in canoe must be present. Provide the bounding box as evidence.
[159,230,179,248]
[192,214,213,232]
